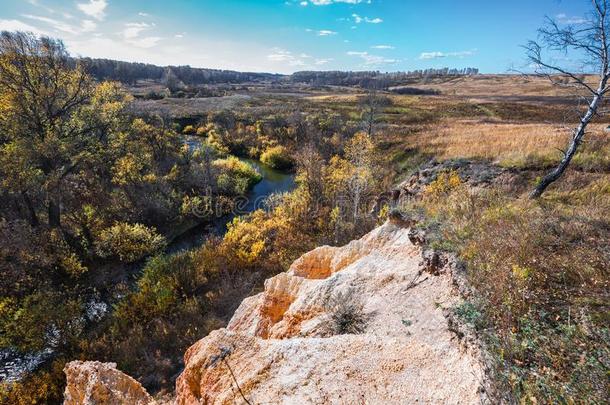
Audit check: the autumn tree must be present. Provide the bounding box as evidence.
[0,31,126,228]
[526,0,610,197]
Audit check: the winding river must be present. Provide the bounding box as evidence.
[0,137,296,383]
[167,156,296,252]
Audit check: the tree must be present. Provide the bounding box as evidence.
[360,88,390,138]
[526,1,610,198]
[0,32,125,227]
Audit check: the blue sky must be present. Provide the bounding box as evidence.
[0,0,590,74]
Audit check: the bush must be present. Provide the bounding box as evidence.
[182,125,196,134]
[260,145,294,170]
[213,156,262,192]
[95,222,166,262]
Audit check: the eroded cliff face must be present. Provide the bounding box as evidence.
[176,220,487,404]
[64,220,488,404]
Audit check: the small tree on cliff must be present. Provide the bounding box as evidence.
[526,0,610,198]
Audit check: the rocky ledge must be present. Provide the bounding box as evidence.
[64,219,489,404]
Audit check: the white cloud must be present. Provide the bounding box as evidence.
[81,20,96,32]
[26,0,60,16]
[20,14,97,35]
[120,22,162,48]
[315,58,332,65]
[352,13,383,24]
[21,14,77,34]
[372,44,394,49]
[138,12,149,17]
[77,0,108,21]
[127,36,162,48]
[419,50,477,59]
[347,50,397,65]
[556,13,587,24]
[300,1,308,5]
[0,19,47,35]
[317,29,337,36]
[122,22,151,39]
[267,48,332,68]
[267,48,307,66]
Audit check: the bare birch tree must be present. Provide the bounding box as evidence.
[526,0,610,198]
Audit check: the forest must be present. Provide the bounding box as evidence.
[75,57,478,88]
[0,31,389,403]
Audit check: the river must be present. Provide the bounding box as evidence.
[0,138,296,383]
[167,139,296,253]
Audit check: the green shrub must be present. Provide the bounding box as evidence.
[213,156,262,193]
[95,222,166,262]
[260,145,294,170]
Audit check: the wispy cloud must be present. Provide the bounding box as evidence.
[267,48,332,68]
[317,29,337,36]
[21,14,76,34]
[0,19,48,35]
[419,49,477,59]
[21,14,96,34]
[352,13,383,24]
[121,22,162,48]
[371,44,394,49]
[556,13,587,24]
[77,0,108,21]
[267,48,307,66]
[315,58,333,65]
[122,22,152,39]
[347,51,397,66]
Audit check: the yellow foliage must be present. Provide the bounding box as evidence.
[222,209,291,264]
[95,222,166,262]
[512,264,532,281]
[424,170,462,196]
[111,154,146,185]
[260,145,293,169]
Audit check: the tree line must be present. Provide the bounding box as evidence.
[72,57,478,88]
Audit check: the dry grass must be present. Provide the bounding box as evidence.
[399,170,610,403]
[410,74,597,97]
[398,120,610,170]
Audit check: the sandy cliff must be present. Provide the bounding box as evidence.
[64,219,488,404]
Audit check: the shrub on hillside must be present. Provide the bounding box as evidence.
[95,222,166,263]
